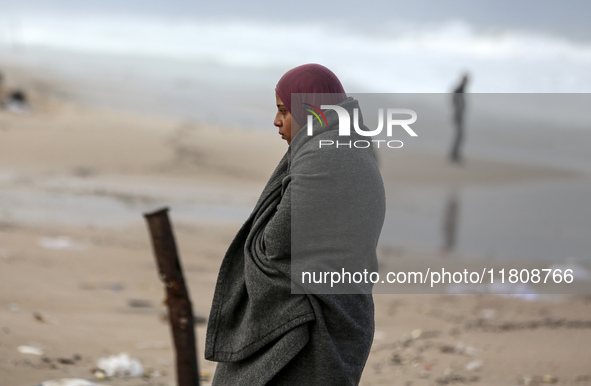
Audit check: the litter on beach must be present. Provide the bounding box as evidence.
[37,379,102,386]
[38,236,85,251]
[96,352,143,377]
[17,345,44,356]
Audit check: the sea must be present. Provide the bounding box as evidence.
[1,0,591,127]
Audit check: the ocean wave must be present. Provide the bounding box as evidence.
[2,15,591,92]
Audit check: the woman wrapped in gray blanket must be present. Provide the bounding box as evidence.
[205,63,385,385]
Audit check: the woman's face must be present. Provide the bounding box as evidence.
[274,94,292,145]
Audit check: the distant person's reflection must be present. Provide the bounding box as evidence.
[451,73,469,163]
[442,190,459,255]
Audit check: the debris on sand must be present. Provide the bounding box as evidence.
[37,379,102,386]
[96,352,143,377]
[17,345,44,356]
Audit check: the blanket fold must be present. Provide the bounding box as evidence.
[205,152,315,364]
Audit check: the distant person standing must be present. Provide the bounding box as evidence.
[450,73,469,163]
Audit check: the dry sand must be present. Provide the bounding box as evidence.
[0,74,590,386]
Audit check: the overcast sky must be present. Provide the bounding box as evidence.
[0,0,589,40]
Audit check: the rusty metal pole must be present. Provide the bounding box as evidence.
[144,207,200,386]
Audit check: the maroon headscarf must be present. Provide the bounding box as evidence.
[275,64,347,126]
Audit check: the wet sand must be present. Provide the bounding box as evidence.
[1,70,591,385]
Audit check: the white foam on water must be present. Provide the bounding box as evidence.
[2,16,591,93]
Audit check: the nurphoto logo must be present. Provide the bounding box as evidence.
[304,103,418,149]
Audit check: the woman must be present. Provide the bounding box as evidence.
[205,64,385,385]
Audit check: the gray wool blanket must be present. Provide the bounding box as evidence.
[205,97,386,385]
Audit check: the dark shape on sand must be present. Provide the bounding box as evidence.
[442,190,459,254]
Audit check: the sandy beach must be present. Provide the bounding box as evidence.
[1,69,591,386]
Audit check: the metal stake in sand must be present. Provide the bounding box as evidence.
[144,207,200,386]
